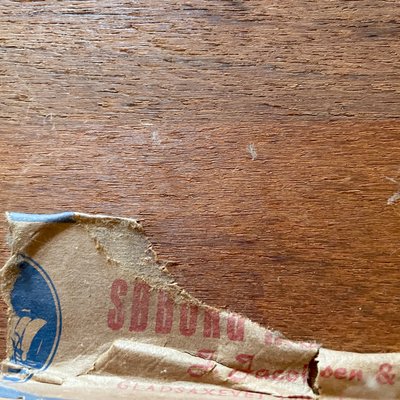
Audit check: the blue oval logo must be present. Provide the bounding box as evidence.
[5,255,62,381]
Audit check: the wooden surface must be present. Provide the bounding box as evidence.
[1,1,399,355]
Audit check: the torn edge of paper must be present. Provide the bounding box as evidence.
[0,212,399,400]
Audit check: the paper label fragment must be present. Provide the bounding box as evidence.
[316,349,400,399]
[0,212,398,399]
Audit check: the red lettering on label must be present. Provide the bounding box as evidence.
[203,310,220,339]
[155,290,174,334]
[197,349,216,360]
[255,369,269,379]
[227,314,245,341]
[179,304,198,336]
[187,349,216,377]
[271,370,284,380]
[348,369,363,382]
[264,332,284,347]
[254,368,302,383]
[227,354,254,383]
[302,364,309,383]
[117,380,129,390]
[108,279,128,330]
[320,366,333,379]
[129,282,150,332]
[376,363,396,385]
[320,365,364,383]
[202,389,216,395]
[334,368,347,380]
[286,370,299,382]
[264,332,273,345]
[235,354,254,372]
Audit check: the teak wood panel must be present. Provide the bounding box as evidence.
[0,1,399,355]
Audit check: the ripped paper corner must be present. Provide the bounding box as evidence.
[0,212,399,400]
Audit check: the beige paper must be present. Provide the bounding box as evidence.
[0,212,398,399]
[316,349,400,399]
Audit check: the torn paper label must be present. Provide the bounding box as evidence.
[316,348,400,399]
[0,212,399,399]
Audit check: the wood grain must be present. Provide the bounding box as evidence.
[0,0,399,355]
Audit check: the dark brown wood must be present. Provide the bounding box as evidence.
[1,0,399,356]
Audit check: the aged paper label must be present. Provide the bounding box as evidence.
[0,212,398,399]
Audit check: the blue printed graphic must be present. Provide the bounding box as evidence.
[0,383,67,400]
[8,212,75,223]
[5,256,62,382]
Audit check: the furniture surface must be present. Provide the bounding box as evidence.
[1,0,399,355]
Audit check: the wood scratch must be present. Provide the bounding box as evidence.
[387,191,400,205]
[385,176,400,205]
[247,143,257,160]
